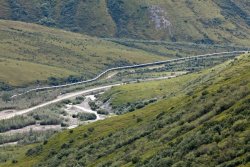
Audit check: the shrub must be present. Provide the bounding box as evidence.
[158,158,173,167]
[201,90,209,96]
[136,118,143,123]
[61,143,70,149]
[57,149,71,160]
[39,17,56,26]
[76,96,85,101]
[89,101,99,110]
[48,77,61,86]
[213,125,222,135]
[88,127,94,132]
[47,149,57,158]
[232,119,247,132]
[72,96,85,105]
[135,103,145,109]
[26,145,43,156]
[149,98,157,103]
[40,117,61,125]
[0,82,12,91]
[0,116,36,133]
[128,107,135,112]
[43,140,48,145]
[156,122,164,129]
[31,111,62,125]
[156,112,165,120]
[83,133,88,138]
[1,93,11,102]
[69,139,74,143]
[12,159,18,164]
[97,109,109,115]
[132,156,140,164]
[77,113,97,121]
[62,99,71,104]
[61,122,68,127]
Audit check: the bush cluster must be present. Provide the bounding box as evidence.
[76,113,97,121]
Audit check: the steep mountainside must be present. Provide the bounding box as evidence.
[0,0,249,45]
[1,54,249,167]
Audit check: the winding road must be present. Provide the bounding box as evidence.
[11,51,248,98]
[1,75,182,121]
[2,51,248,121]
[0,84,121,120]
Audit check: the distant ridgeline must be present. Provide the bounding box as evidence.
[0,0,249,45]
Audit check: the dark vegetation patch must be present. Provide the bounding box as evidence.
[0,115,36,133]
[75,113,97,121]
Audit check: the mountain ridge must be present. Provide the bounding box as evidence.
[0,0,249,45]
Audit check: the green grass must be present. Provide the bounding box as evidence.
[102,76,189,108]
[0,58,76,86]
[102,54,250,108]
[0,144,38,165]
[1,19,246,87]
[1,54,249,167]
[106,38,249,58]
[0,20,165,86]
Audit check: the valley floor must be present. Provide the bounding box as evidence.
[0,54,249,167]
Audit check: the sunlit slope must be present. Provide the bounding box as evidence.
[0,20,165,86]
[0,0,249,44]
[0,58,76,86]
[2,54,249,167]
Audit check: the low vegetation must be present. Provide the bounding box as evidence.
[107,98,158,115]
[0,1,249,166]
[0,80,104,111]
[97,109,109,115]
[0,130,56,145]
[30,111,62,126]
[0,116,36,133]
[88,101,99,111]
[76,113,97,121]
[1,54,248,167]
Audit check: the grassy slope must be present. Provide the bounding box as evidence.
[101,54,250,108]
[0,58,76,86]
[1,54,249,167]
[105,39,249,58]
[0,20,165,86]
[0,144,38,164]
[0,0,249,44]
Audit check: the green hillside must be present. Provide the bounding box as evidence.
[0,20,165,86]
[0,0,249,45]
[1,20,246,87]
[1,54,249,167]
